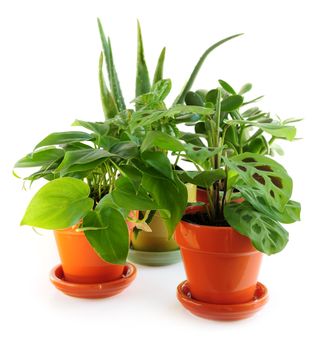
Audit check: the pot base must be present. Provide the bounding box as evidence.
[50,263,137,299]
[128,248,181,266]
[177,280,268,321]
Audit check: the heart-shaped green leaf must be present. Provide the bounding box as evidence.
[83,206,129,264]
[21,178,93,229]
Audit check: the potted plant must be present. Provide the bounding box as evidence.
[164,81,301,320]
[14,19,190,297]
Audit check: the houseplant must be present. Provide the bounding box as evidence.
[163,83,301,320]
[14,19,191,296]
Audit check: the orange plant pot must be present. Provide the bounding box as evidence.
[54,226,125,284]
[175,216,262,305]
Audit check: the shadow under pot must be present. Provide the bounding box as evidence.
[51,225,137,298]
[175,214,262,305]
[129,211,181,266]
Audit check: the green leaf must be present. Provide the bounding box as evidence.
[72,119,110,136]
[141,131,185,152]
[56,149,110,175]
[118,164,142,190]
[21,178,93,229]
[111,176,160,210]
[98,52,118,119]
[109,141,138,159]
[180,132,205,147]
[224,201,289,255]
[184,143,222,168]
[83,206,129,264]
[15,148,64,168]
[153,47,166,85]
[219,80,236,94]
[177,169,225,187]
[205,89,219,104]
[96,193,129,219]
[136,21,151,99]
[243,95,264,106]
[185,91,204,106]
[224,152,293,212]
[151,79,171,101]
[235,184,301,224]
[141,151,173,179]
[239,83,252,95]
[141,173,187,237]
[35,132,93,149]
[221,95,244,111]
[97,18,126,111]
[226,119,297,141]
[173,33,243,105]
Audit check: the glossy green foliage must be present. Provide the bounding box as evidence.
[83,206,129,264]
[21,178,93,230]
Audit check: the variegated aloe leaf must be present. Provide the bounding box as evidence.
[153,47,166,85]
[97,19,126,111]
[224,201,289,255]
[136,21,151,99]
[98,52,118,119]
[224,152,292,212]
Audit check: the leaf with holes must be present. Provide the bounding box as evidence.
[236,184,301,224]
[184,143,222,169]
[224,152,292,212]
[224,201,289,255]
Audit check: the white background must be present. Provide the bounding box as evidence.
[0,0,321,349]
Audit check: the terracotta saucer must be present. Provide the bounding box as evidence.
[177,280,268,321]
[50,263,137,299]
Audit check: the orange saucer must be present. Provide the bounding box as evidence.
[50,263,137,299]
[177,281,268,321]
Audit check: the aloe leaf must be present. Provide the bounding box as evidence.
[97,18,126,111]
[136,21,151,100]
[173,33,243,105]
[98,52,118,119]
[153,47,166,85]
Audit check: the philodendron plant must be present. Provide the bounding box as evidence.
[174,83,301,254]
[15,19,243,263]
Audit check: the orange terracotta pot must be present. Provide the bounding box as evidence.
[175,213,262,305]
[54,226,124,284]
